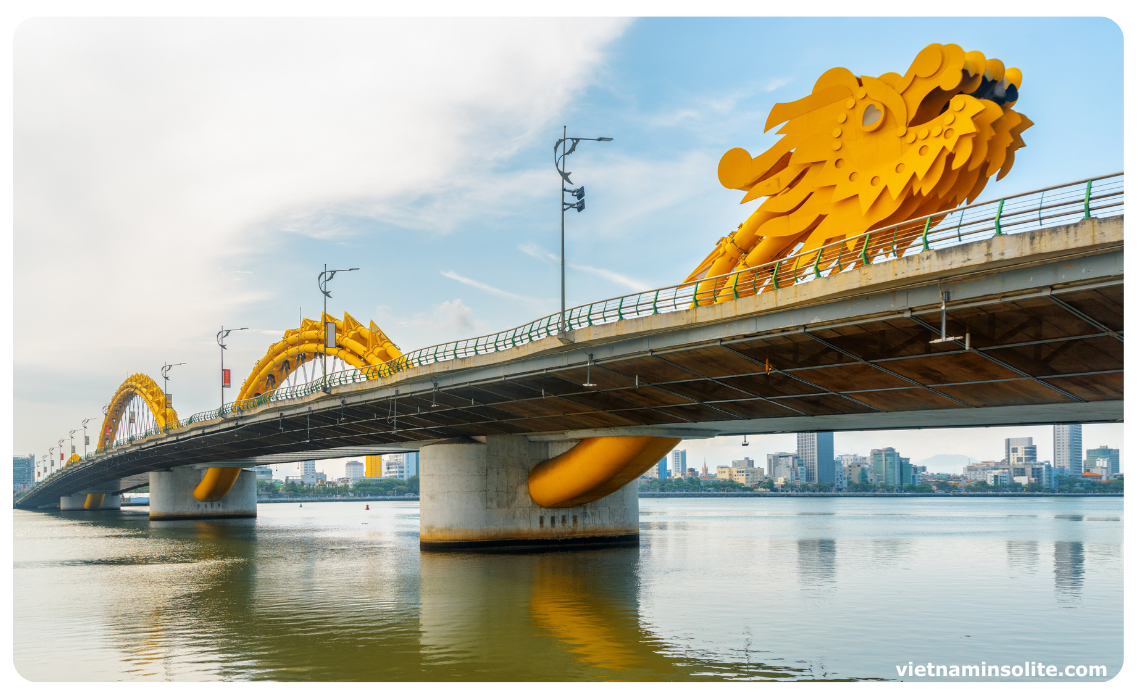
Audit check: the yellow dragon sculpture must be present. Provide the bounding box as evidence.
[686,42,1032,287]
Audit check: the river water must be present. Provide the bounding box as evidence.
[13,497,1122,681]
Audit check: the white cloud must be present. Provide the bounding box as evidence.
[13,17,630,451]
[375,299,489,349]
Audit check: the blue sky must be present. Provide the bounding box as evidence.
[13,17,1123,472]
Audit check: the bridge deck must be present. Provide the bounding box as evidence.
[17,216,1123,508]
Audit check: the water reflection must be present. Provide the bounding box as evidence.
[15,498,1124,681]
[797,540,837,587]
[1053,542,1084,604]
[1006,541,1040,575]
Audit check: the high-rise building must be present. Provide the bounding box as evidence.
[383,453,406,479]
[644,457,669,480]
[1010,444,1037,465]
[252,465,274,482]
[404,451,419,478]
[796,432,835,486]
[365,455,384,478]
[13,454,34,489]
[670,450,687,477]
[1053,424,1083,475]
[767,452,798,478]
[870,447,903,487]
[302,460,316,476]
[1004,436,1033,464]
[345,460,364,481]
[1085,446,1120,477]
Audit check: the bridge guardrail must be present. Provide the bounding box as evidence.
[95,172,1123,455]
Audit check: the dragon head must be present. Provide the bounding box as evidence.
[689,43,1032,283]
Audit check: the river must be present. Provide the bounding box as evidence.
[13,496,1122,681]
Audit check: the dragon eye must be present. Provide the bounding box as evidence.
[862,103,883,128]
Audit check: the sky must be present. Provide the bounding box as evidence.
[11,17,1124,476]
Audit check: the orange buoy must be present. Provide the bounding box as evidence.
[365,504,370,510]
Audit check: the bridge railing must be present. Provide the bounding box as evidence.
[94,172,1123,454]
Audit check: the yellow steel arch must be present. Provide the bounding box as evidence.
[97,373,179,449]
[236,312,401,402]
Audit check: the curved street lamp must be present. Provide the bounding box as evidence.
[217,326,248,409]
[317,265,359,392]
[160,362,185,429]
[82,418,93,457]
[554,127,613,336]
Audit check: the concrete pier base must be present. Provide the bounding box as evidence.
[419,435,640,551]
[60,493,122,510]
[148,466,257,520]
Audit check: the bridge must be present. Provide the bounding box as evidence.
[17,43,1125,550]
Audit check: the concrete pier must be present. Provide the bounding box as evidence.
[148,466,257,520]
[419,435,640,551]
[60,493,122,510]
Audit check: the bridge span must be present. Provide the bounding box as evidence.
[19,43,1125,549]
[19,212,1123,541]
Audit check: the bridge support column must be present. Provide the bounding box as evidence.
[148,466,256,520]
[419,435,639,551]
[60,493,122,510]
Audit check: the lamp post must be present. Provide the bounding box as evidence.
[40,454,47,482]
[57,439,64,473]
[82,418,92,457]
[160,362,185,429]
[69,430,77,462]
[554,127,613,336]
[317,265,359,392]
[217,326,248,409]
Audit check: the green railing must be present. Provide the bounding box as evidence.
[93,172,1123,455]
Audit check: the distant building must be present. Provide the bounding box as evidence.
[405,451,419,478]
[833,459,848,490]
[252,465,274,482]
[1054,424,1083,475]
[871,447,903,486]
[767,452,798,478]
[286,472,323,485]
[797,432,834,486]
[1086,446,1119,477]
[670,450,687,477]
[718,466,765,485]
[986,470,1011,486]
[384,454,406,479]
[1004,436,1033,465]
[732,457,756,469]
[365,455,384,478]
[839,454,870,486]
[644,457,669,480]
[13,454,34,489]
[899,458,918,486]
[701,461,709,478]
[1010,444,1037,465]
[1010,462,1056,489]
[345,460,364,482]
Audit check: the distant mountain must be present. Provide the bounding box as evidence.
[915,454,980,473]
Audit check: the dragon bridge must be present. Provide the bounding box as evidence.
[73,42,1038,525]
